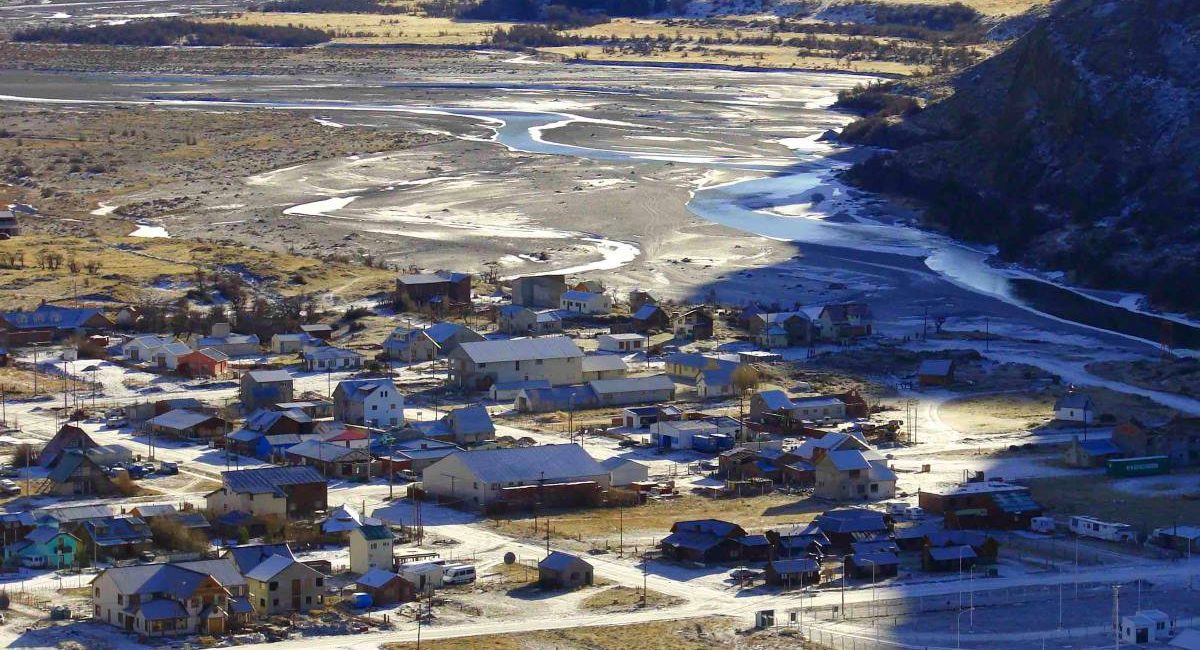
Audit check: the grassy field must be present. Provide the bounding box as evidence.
[383,616,811,650]
[542,44,926,74]
[0,233,396,310]
[489,493,821,546]
[0,366,49,397]
[214,12,509,43]
[1026,472,1200,531]
[871,0,1046,16]
[937,392,1056,436]
[579,585,683,611]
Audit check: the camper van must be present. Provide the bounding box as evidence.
[1069,516,1137,543]
[1030,516,1056,534]
[443,564,477,585]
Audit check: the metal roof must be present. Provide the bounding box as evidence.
[582,355,629,373]
[589,374,674,395]
[824,450,873,471]
[287,439,365,462]
[357,567,401,588]
[539,550,589,572]
[221,466,325,495]
[244,370,292,384]
[756,390,795,411]
[459,336,583,363]
[245,554,299,581]
[441,443,605,485]
[918,359,954,376]
[927,545,977,562]
[147,409,218,431]
[223,543,295,574]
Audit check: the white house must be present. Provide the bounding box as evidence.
[581,354,629,381]
[597,333,645,353]
[450,336,584,390]
[1120,610,1174,645]
[422,444,609,509]
[154,342,193,370]
[601,457,649,487]
[123,335,173,363]
[650,420,719,451]
[1054,392,1096,423]
[559,290,612,315]
[349,522,394,575]
[302,346,364,372]
[333,378,404,428]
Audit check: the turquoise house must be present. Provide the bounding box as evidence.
[4,525,80,569]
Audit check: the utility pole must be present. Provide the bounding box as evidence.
[1113,584,1121,649]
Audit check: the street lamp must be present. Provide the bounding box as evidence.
[840,554,853,619]
[957,607,975,649]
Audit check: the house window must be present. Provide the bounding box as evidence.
[316,578,324,587]
[117,594,123,605]
[306,596,312,604]
[269,581,279,591]
[260,598,266,607]
[273,598,279,606]
[536,359,543,365]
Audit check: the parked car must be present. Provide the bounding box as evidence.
[158,462,179,475]
[0,479,19,496]
[0,466,18,478]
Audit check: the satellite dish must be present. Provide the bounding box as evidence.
[503,552,516,565]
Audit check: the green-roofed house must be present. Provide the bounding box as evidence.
[349,522,394,574]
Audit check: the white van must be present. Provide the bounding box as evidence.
[905,506,926,520]
[442,564,477,585]
[885,502,908,516]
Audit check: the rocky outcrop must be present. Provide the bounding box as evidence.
[842,0,1200,311]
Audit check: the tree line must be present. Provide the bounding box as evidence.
[12,18,333,47]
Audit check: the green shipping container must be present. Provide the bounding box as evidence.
[1106,456,1169,477]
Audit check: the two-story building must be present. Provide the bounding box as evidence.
[450,336,584,391]
[205,466,327,519]
[332,377,404,428]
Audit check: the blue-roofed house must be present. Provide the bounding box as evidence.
[92,558,253,636]
[302,346,363,372]
[1064,435,1124,467]
[765,557,821,586]
[538,551,593,589]
[333,377,404,429]
[660,519,748,564]
[196,322,260,358]
[77,514,153,561]
[245,553,326,615]
[630,303,669,333]
[422,444,609,510]
[145,409,228,441]
[0,304,112,343]
[240,370,294,411]
[413,404,495,446]
[384,322,485,361]
[285,439,374,479]
[355,568,414,605]
[497,306,563,336]
[206,466,327,518]
[221,542,295,574]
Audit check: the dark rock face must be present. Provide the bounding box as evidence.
[843,0,1200,311]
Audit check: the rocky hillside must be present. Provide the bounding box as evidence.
[841,0,1200,312]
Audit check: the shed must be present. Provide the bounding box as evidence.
[538,551,593,589]
[917,359,955,387]
[764,558,820,587]
[355,568,415,605]
[923,545,977,572]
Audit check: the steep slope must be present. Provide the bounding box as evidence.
[842,0,1200,311]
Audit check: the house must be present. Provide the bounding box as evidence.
[41,449,121,496]
[0,209,18,238]
[153,341,193,370]
[395,271,472,310]
[538,551,593,589]
[1063,436,1124,468]
[627,289,657,311]
[922,545,977,572]
[664,352,751,398]
[601,457,649,487]
[764,558,821,587]
[399,561,447,592]
[582,355,630,381]
[123,335,174,363]
[511,274,566,308]
[514,384,598,413]
[272,400,333,419]
[300,323,334,340]
[1054,391,1096,423]
[350,523,394,574]
[0,304,113,344]
[815,303,873,340]
[240,370,294,411]
[177,348,230,378]
[622,404,682,430]
[303,346,363,372]
[320,504,365,536]
[750,312,810,347]
[3,524,79,569]
[414,404,495,446]
[451,336,584,390]
[333,378,404,428]
[221,543,296,574]
[1150,525,1200,555]
[92,559,253,637]
[1111,417,1200,467]
[285,440,374,479]
[673,308,714,340]
[355,568,414,605]
[270,333,320,355]
[813,449,897,501]
[1120,610,1175,645]
[37,424,97,468]
[497,306,564,336]
[813,509,891,552]
[845,551,900,580]
[590,375,676,407]
[206,466,328,519]
[384,322,486,361]
[630,304,670,333]
[597,333,646,354]
[560,290,612,315]
[651,419,734,453]
[245,554,326,615]
[924,530,1000,563]
[917,359,955,387]
[422,444,610,510]
[146,409,227,441]
[246,407,314,436]
[130,505,211,535]
[78,515,154,561]
[750,390,847,427]
[918,481,1044,529]
[197,323,260,357]
[660,519,747,564]
[375,438,461,477]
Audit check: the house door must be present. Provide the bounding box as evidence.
[207,615,226,635]
[292,579,302,610]
[1137,628,1148,644]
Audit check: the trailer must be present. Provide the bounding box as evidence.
[1069,516,1137,543]
[1106,455,1169,477]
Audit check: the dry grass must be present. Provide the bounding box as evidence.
[489,493,820,544]
[383,616,804,650]
[0,366,48,397]
[937,392,1056,436]
[211,12,509,44]
[864,0,1047,16]
[578,585,683,612]
[1026,472,1200,531]
[0,234,395,310]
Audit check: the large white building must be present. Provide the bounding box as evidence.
[422,444,609,509]
[450,336,584,391]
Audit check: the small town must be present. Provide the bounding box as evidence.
[0,264,1193,650]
